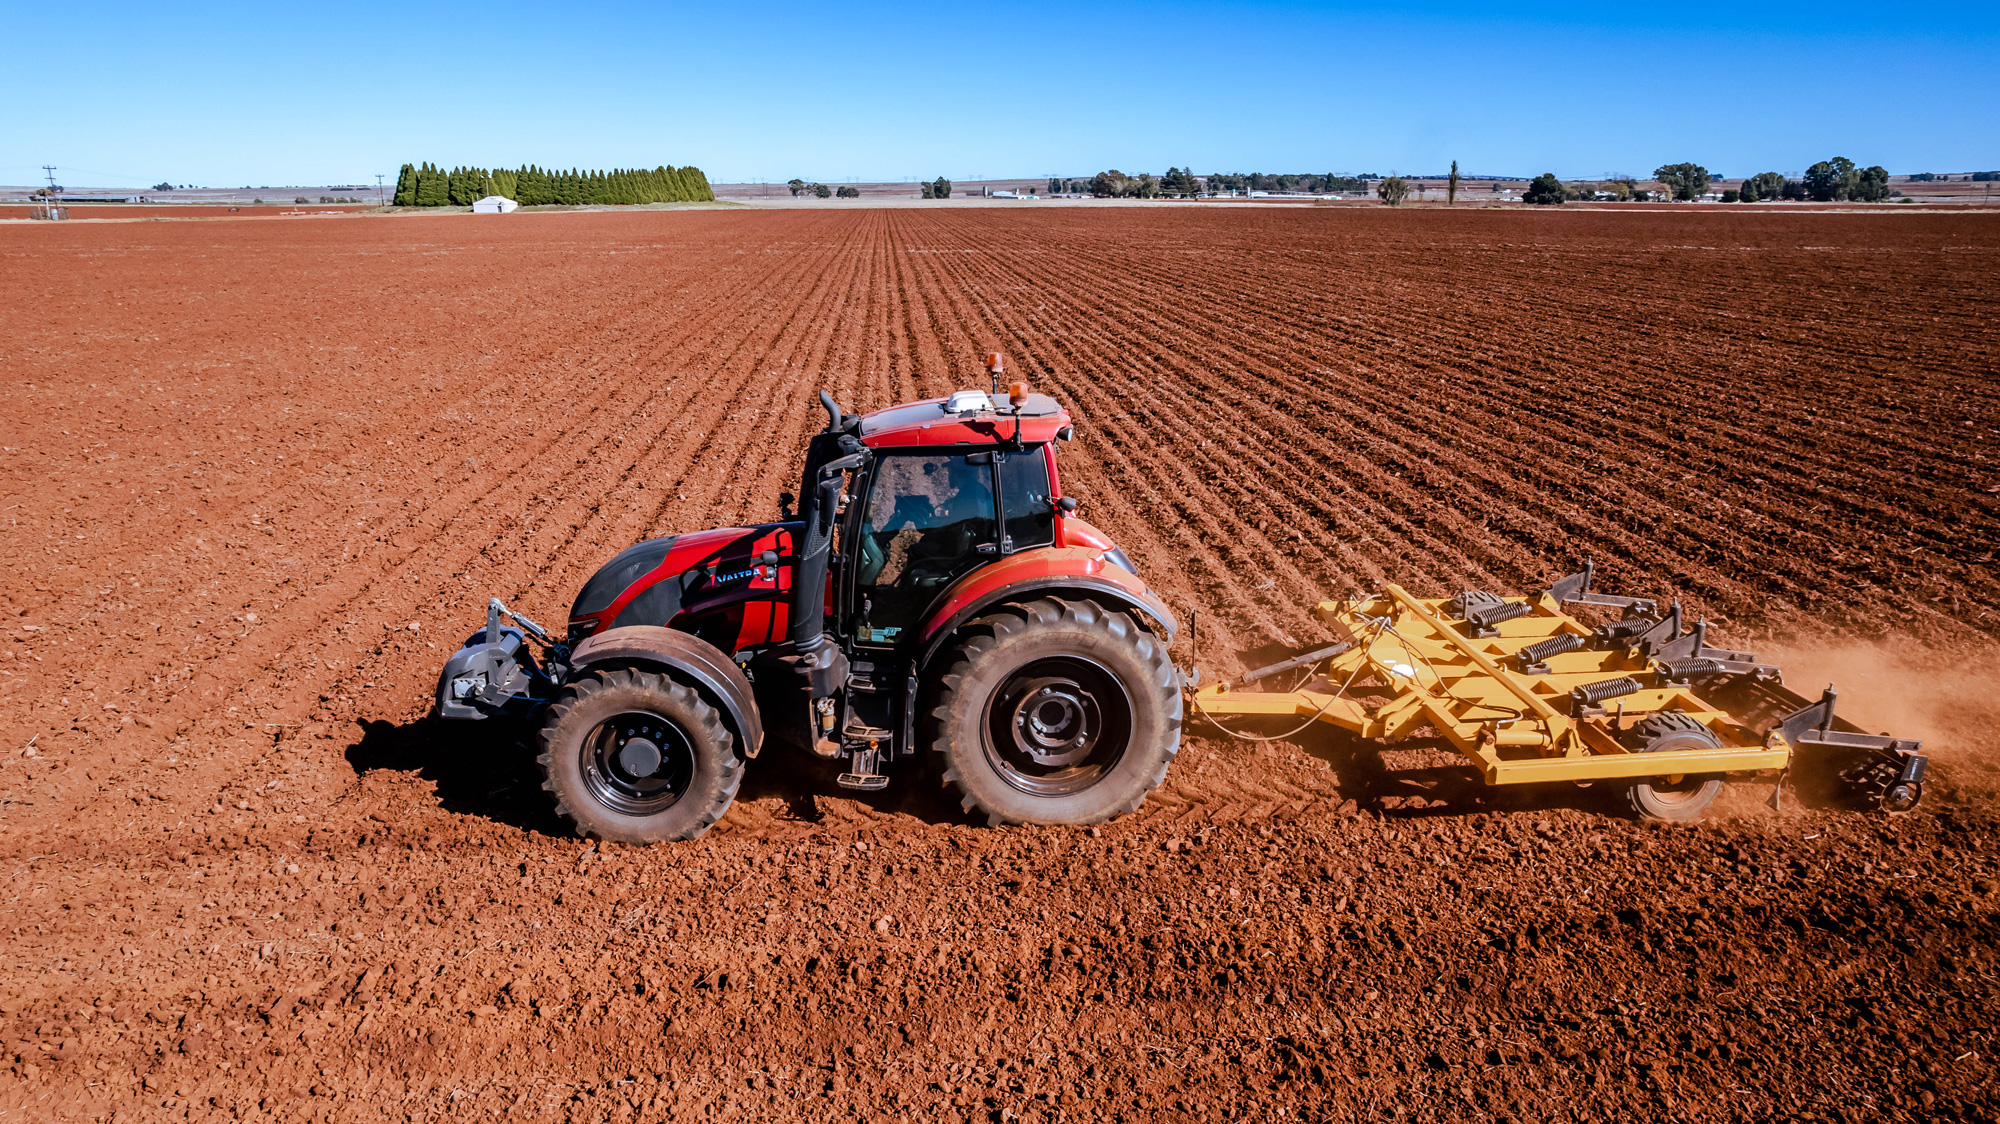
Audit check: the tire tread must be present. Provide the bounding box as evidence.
[536,668,742,844]
[931,597,1181,827]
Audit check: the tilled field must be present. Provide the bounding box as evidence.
[2,207,1998,1122]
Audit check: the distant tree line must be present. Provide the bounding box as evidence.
[784,179,858,198]
[1029,160,1933,208]
[1512,156,1901,206]
[1731,158,1891,202]
[1159,168,1202,197]
[787,179,845,198]
[1089,170,1158,198]
[1210,172,1370,194]
[918,177,953,199]
[1051,169,1375,198]
[1520,174,1655,205]
[392,162,714,207]
[1653,163,1710,201]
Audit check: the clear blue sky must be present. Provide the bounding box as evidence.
[8,0,1994,187]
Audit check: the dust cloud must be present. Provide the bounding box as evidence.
[1761,638,2000,778]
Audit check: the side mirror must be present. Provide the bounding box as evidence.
[1056,496,1079,513]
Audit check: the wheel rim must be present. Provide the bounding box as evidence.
[1637,730,1722,808]
[1641,774,1712,806]
[983,655,1132,798]
[579,710,696,816]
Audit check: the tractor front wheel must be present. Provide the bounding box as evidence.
[931,598,1181,826]
[537,668,742,844]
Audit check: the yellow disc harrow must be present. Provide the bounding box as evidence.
[1188,562,1926,820]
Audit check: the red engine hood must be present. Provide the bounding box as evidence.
[569,522,798,638]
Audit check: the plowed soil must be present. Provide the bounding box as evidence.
[3,208,1999,1123]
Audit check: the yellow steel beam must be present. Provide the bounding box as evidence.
[1380,585,1567,726]
[1477,746,1792,785]
[1187,686,1374,734]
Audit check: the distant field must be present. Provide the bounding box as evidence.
[0,203,375,221]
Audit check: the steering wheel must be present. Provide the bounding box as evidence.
[855,526,887,587]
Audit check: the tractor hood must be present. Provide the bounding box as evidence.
[566,522,798,640]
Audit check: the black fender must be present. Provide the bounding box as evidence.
[915,575,1179,675]
[567,626,764,759]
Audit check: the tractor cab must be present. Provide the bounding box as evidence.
[844,387,1070,649]
[779,375,1170,790]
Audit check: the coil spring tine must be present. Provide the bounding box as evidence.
[1655,656,1724,683]
[1569,676,1642,716]
[1514,632,1590,670]
[1470,601,1534,628]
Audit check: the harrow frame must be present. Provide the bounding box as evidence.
[1190,564,1927,811]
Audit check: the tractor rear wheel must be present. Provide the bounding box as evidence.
[537,668,742,844]
[931,598,1180,826]
[1622,710,1725,823]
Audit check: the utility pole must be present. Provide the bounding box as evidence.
[375,173,386,204]
[42,165,58,196]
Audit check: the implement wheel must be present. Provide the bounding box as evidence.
[537,669,742,844]
[930,598,1181,826]
[1622,711,1725,823]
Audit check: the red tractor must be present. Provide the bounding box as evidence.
[437,358,1182,842]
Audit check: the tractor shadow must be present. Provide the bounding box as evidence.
[343,716,979,836]
[345,715,570,837]
[730,743,983,830]
[1258,720,1631,821]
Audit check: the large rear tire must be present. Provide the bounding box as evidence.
[537,668,742,843]
[1623,710,1725,823]
[931,598,1181,826]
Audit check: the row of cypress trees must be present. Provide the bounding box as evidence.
[391,163,715,207]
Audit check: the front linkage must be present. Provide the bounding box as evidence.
[436,598,569,721]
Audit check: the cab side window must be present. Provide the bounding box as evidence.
[999,447,1055,551]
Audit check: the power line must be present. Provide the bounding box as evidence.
[31,163,157,185]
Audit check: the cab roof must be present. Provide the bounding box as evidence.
[858,390,1071,449]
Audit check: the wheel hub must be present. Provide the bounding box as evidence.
[982,655,1134,798]
[582,713,695,814]
[1009,678,1101,767]
[616,736,663,779]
